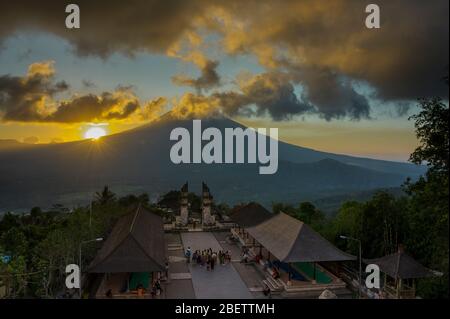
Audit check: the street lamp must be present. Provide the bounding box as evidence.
[340,235,362,299]
[79,237,103,298]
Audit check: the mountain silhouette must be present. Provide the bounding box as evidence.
[0,113,425,211]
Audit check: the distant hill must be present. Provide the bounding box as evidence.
[0,139,33,150]
[0,113,425,212]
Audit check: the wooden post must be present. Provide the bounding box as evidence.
[288,263,292,281]
[313,263,317,281]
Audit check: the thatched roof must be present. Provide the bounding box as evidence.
[88,205,166,273]
[246,212,356,262]
[230,202,273,227]
[363,250,438,279]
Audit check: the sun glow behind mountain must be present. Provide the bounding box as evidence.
[84,126,107,140]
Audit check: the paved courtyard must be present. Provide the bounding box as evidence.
[181,232,254,299]
[164,233,195,299]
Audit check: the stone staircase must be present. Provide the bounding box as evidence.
[167,243,183,251]
[262,276,284,294]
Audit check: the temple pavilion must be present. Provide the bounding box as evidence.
[231,208,356,297]
[363,247,441,299]
[88,205,166,298]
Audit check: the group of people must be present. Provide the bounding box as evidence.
[135,279,163,298]
[240,246,263,264]
[185,247,232,271]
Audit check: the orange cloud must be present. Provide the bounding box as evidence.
[0,61,165,123]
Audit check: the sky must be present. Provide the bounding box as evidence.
[0,0,448,161]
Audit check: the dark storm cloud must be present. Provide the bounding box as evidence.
[0,0,207,57]
[213,0,449,101]
[294,67,370,120]
[0,0,448,121]
[46,92,139,123]
[172,59,220,91]
[0,62,145,123]
[103,101,140,120]
[0,61,69,121]
[212,72,313,120]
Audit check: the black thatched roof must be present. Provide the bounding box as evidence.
[246,212,356,263]
[230,202,273,227]
[363,250,438,279]
[88,205,166,273]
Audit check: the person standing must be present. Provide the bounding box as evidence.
[165,261,169,280]
[207,254,211,271]
[186,246,192,263]
[211,252,216,270]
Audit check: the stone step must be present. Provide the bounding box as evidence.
[168,256,187,262]
[266,276,283,289]
[262,279,275,290]
[275,278,285,287]
[265,277,283,291]
[170,273,192,280]
[167,244,183,251]
[262,280,282,294]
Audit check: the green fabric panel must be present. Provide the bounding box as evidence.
[294,262,332,284]
[129,272,150,290]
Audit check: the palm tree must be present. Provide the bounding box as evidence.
[94,186,116,206]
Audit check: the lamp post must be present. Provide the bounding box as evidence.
[89,201,92,229]
[79,237,103,298]
[340,235,362,299]
[89,193,96,229]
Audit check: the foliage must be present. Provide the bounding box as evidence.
[0,94,447,299]
[0,188,151,298]
[409,97,449,176]
[271,96,449,298]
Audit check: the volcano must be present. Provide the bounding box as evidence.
[0,113,425,212]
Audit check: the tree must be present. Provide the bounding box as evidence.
[94,186,116,206]
[1,229,28,257]
[409,97,449,176]
[298,202,324,226]
[118,193,150,207]
[333,193,406,258]
[0,212,20,233]
[403,93,449,298]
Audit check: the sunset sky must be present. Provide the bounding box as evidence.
[0,1,448,161]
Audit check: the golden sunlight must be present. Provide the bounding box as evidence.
[84,126,107,140]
